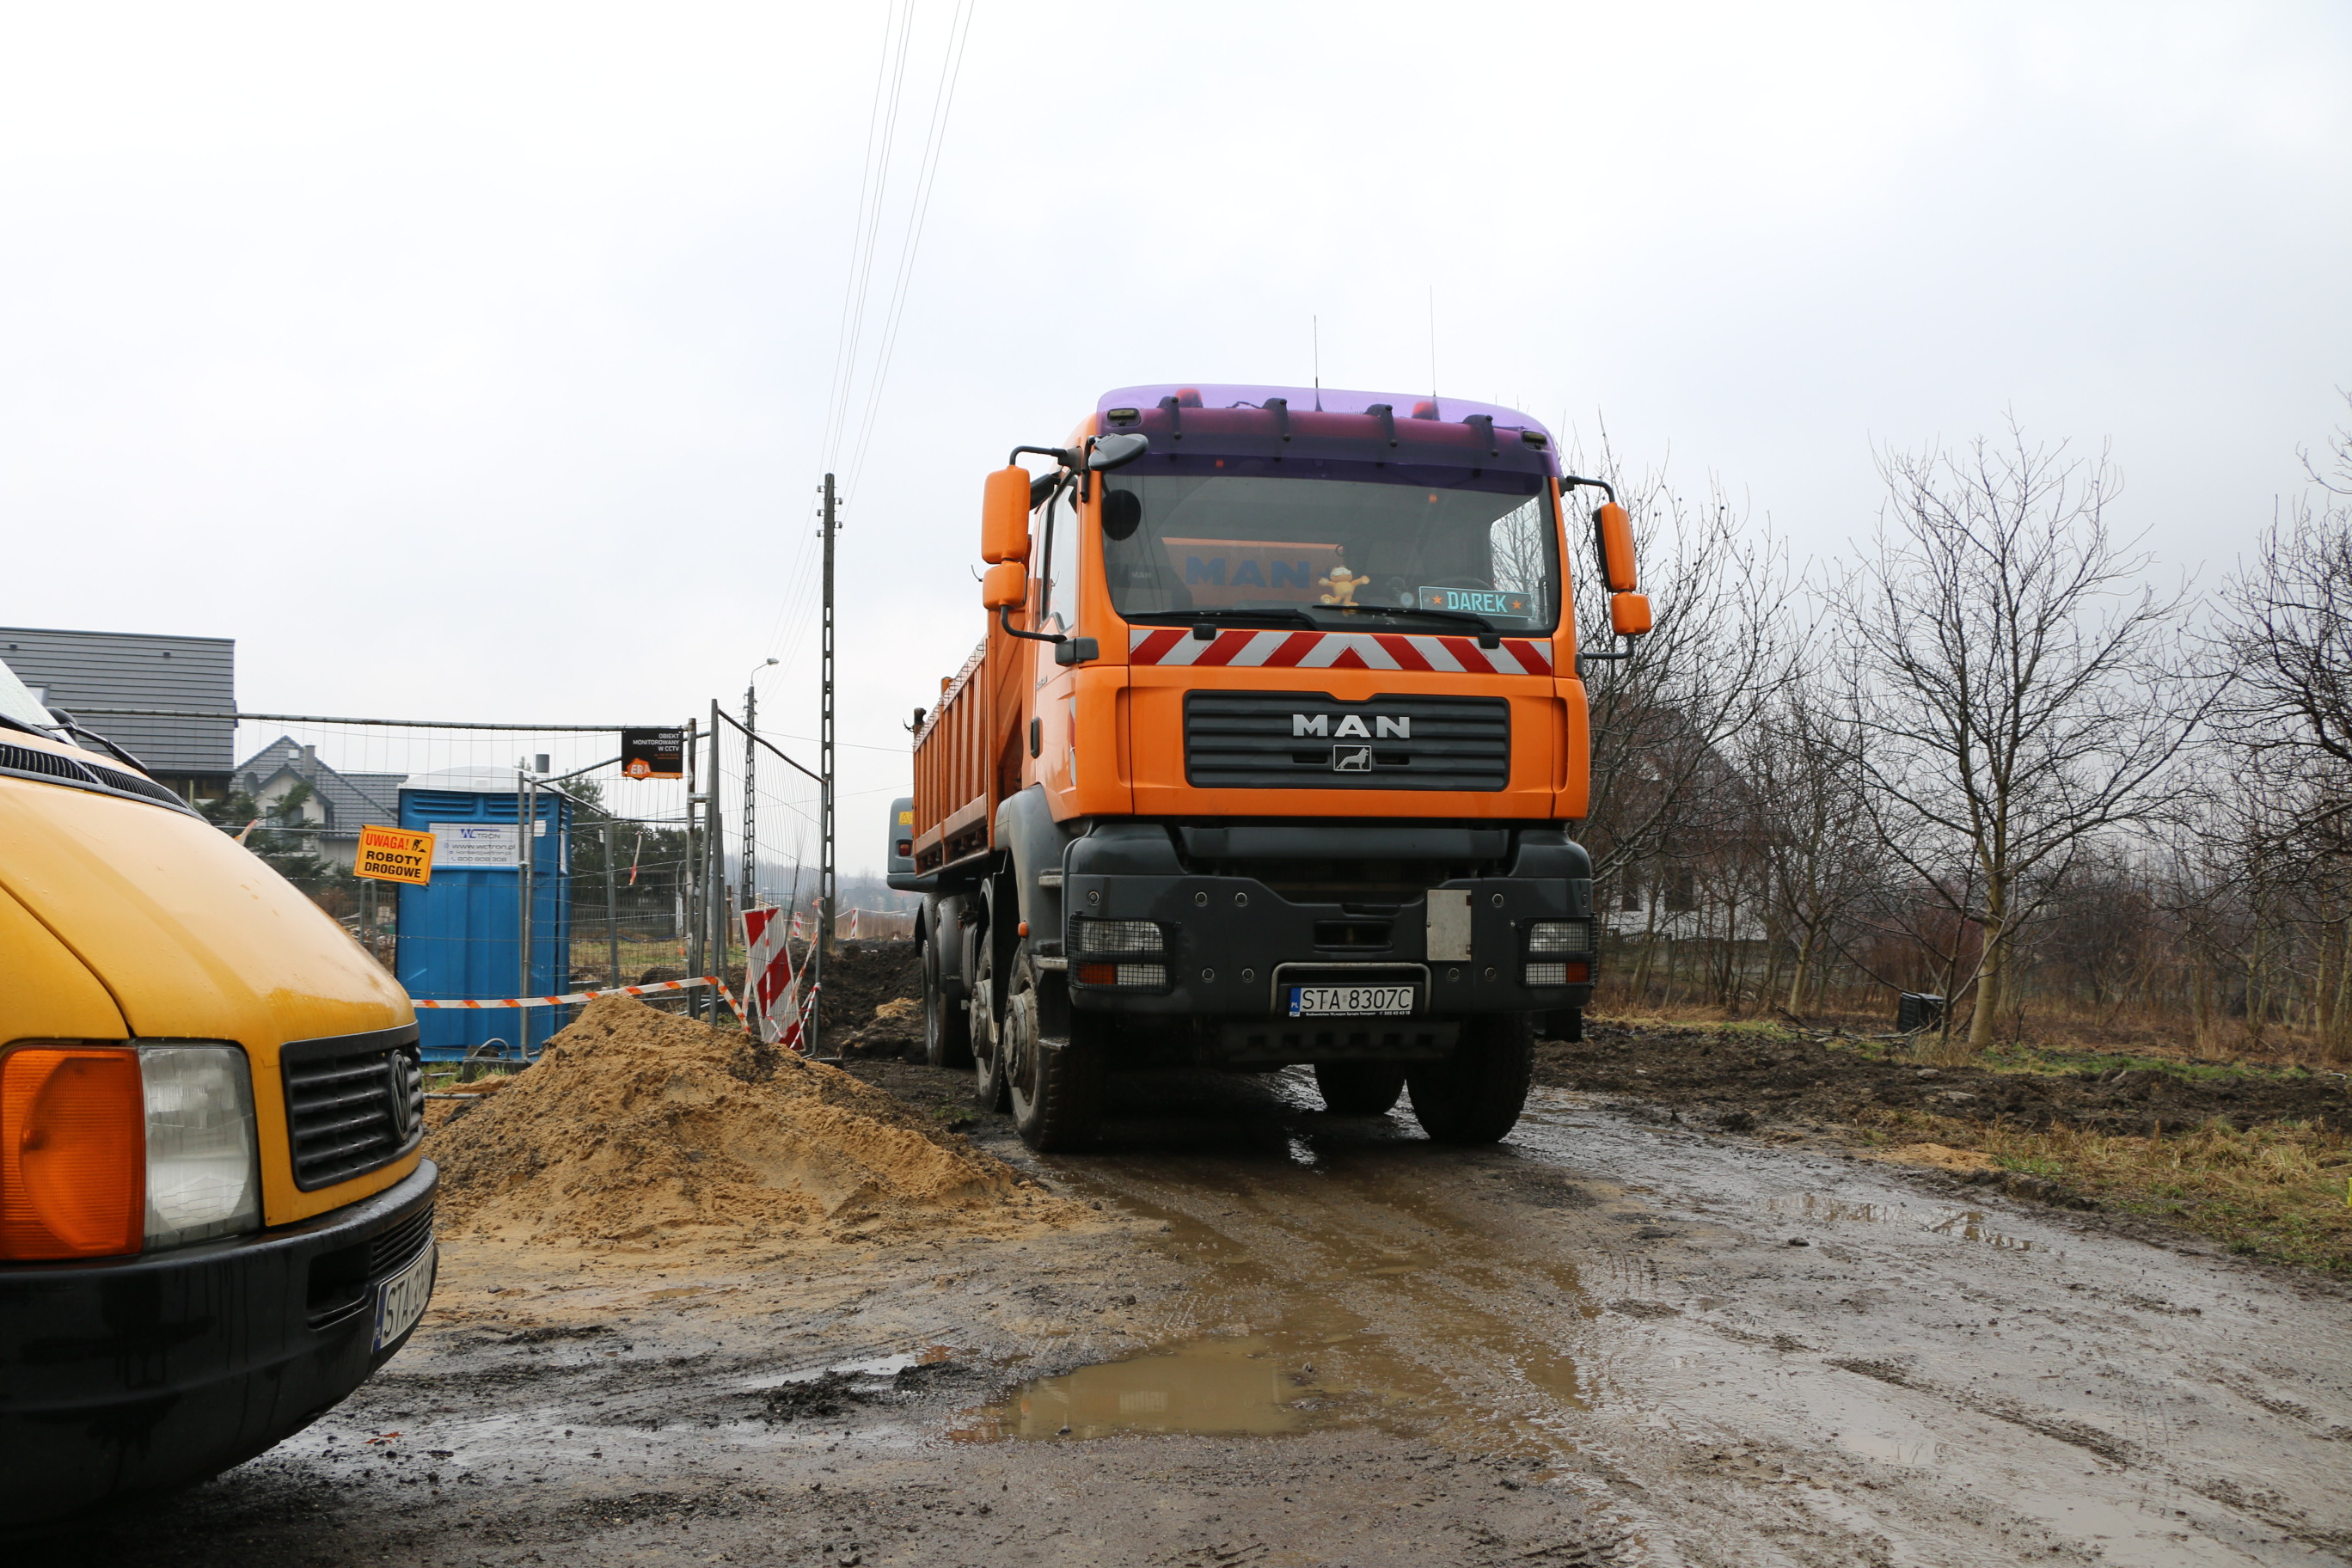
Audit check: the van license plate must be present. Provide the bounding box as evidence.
[372,1241,437,1352]
[1288,985,1414,1018]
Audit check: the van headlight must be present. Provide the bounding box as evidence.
[140,1045,261,1249]
[2,1043,260,1259]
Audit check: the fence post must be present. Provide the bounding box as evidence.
[684,718,703,1015]
[604,821,621,987]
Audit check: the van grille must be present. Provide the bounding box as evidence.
[368,1204,435,1277]
[282,1026,425,1191]
[1185,692,1510,791]
[0,742,196,814]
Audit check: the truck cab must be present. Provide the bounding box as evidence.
[892,383,1648,1150]
[0,662,435,1522]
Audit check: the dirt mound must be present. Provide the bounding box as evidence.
[1534,1023,2351,1137]
[428,995,1069,1248]
[816,940,922,1024]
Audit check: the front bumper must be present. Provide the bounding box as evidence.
[0,1159,438,1522]
[1057,824,1594,1033]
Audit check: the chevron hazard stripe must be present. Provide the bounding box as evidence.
[1128,627,1553,676]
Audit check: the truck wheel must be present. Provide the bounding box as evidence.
[1005,950,1103,1152]
[1313,1060,1407,1115]
[969,940,1008,1111]
[1407,1014,1534,1144]
[923,933,973,1069]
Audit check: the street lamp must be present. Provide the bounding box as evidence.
[741,658,781,920]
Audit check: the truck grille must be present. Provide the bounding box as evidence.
[1185,692,1510,792]
[282,1026,425,1191]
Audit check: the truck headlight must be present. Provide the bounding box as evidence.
[141,1045,261,1250]
[1525,920,1593,955]
[0,1043,259,1259]
[1069,918,1165,956]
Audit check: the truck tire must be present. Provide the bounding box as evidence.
[1313,1060,1407,1116]
[1005,948,1103,1152]
[923,934,973,1069]
[1406,1014,1535,1144]
[969,938,1008,1111]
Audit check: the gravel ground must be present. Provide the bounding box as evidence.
[33,1063,2352,1567]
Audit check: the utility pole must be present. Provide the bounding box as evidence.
[709,697,727,1016]
[815,472,838,1050]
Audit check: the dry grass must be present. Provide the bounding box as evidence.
[1862,1108,2352,1276]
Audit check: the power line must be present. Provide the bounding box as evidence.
[844,0,979,496]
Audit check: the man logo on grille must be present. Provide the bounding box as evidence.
[1332,745,1373,772]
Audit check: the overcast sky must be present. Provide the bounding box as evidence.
[3,3,2347,873]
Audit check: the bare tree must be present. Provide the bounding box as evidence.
[2216,397,2352,773]
[1564,430,1794,934]
[1736,671,1891,1015]
[1832,425,2209,1049]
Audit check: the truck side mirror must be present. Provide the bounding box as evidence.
[1610,591,1653,637]
[982,560,1028,611]
[983,466,1032,563]
[1592,502,1637,592]
[1087,432,1148,471]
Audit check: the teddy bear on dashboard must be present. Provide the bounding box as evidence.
[1318,565,1369,606]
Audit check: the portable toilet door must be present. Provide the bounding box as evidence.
[395,767,573,1061]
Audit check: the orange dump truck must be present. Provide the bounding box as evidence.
[888,383,1650,1150]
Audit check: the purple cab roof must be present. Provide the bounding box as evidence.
[1093,384,1559,480]
[1099,383,1553,442]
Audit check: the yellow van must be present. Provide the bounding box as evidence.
[0,663,434,1522]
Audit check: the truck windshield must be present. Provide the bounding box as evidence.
[1100,462,1559,634]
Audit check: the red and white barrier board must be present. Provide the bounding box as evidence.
[1127,626,1553,676]
[741,905,806,1051]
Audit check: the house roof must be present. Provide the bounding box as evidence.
[0,625,234,775]
[235,736,405,841]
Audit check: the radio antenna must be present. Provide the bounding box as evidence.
[1428,285,1437,409]
[1313,315,1321,410]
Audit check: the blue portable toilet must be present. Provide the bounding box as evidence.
[395,767,572,1061]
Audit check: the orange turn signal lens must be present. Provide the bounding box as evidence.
[1075,962,1119,986]
[1,1047,145,1260]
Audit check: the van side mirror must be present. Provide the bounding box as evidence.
[983,466,1032,563]
[981,560,1027,611]
[1592,502,1637,593]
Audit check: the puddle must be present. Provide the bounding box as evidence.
[955,1334,1316,1440]
[1767,1193,2037,1251]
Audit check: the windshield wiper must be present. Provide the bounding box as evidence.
[1308,603,1505,645]
[1130,608,1321,631]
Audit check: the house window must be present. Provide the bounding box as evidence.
[1663,867,1697,913]
[1620,875,1641,913]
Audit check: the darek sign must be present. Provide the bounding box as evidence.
[354,825,435,885]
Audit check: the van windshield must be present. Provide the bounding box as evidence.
[1100,462,1559,634]
[0,657,58,734]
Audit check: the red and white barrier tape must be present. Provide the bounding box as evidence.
[413,976,722,1010]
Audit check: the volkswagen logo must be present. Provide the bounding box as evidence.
[385,1050,419,1141]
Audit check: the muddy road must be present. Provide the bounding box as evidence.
[46,1068,2352,1567]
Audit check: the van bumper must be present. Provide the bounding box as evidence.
[0,1160,438,1522]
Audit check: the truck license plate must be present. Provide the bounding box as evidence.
[371,1240,437,1352]
[1288,984,1414,1018]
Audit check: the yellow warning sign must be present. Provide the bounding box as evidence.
[355,824,435,885]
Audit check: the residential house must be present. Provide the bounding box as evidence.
[0,625,234,801]
[234,737,407,873]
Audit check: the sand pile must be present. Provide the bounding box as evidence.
[429,995,1069,1248]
